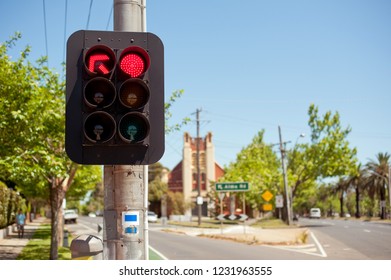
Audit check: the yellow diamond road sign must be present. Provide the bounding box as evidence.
[262,190,273,202]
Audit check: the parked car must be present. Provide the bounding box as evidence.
[64,209,78,224]
[95,210,104,216]
[147,211,158,223]
[88,212,97,217]
[309,208,321,219]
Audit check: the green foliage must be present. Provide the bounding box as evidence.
[0,33,101,258]
[364,152,390,218]
[220,130,281,210]
[287,104,358,213]
[218,105,359,217]
[307,104,358,177]
[0,33,100,200]
[0,182,25,228]
[148,162,168,202]
[167,191,192,215]
[82,182,104,214]
[165,89,190,134]
[67,165,101,201]
[0,33,66,190]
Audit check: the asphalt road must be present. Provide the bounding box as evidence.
[68,216,391,260]
[148,229,320,260]
[298,218,391,259]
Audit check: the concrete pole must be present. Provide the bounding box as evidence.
[279,126,291,225]
[103,0,148,260]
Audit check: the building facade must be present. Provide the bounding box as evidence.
[168,132,225,216]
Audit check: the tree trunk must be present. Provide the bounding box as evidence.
[49,178,65,260]
[339,194,344,217]
[355,186,361,218]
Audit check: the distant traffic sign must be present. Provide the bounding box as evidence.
[217,214,248,221]
[261,190,274,202]
[275,195,284,208]
[263,204,273,211]
[215,182,249,192]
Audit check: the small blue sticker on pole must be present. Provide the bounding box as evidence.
[122,211,140,226]
[125,226,137,234]
[124,214,137,222]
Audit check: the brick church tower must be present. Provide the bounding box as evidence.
[168,132,224,216]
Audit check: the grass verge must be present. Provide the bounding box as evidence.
[16,223,163,260]
[16,224,71,260]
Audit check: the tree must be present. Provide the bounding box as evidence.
[365,152,390,219]
[343,164,366,218]
[220,131,281,215]
[164,89,190,134]
[0,34,100,259]
[334,177,350,217]
[287,104,358,211]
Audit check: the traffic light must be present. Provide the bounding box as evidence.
[65,30,164,165]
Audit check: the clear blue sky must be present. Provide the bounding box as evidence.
[1,0,390,170]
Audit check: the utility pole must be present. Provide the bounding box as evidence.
[389,167,391,219]
[278,126,291,226]
[196,108,202,226]
[103,0,148,260]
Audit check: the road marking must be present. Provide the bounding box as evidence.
[149,245,168,260]
[265,231,327,258]
[364,229,371,233]
[310,231,327,257]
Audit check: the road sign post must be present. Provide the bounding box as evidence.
[215,182,249,222]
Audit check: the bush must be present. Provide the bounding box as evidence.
[0,181,25,229]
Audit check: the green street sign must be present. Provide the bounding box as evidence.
[215,182,249,192]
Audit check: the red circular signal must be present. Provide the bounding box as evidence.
[119,46,150,78]
[84,45,115,76]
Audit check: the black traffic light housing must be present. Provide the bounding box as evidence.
[65,30,164,165]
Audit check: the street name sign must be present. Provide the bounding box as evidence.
[216,182,249,192]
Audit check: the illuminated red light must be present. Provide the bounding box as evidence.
[88,53,110,74]
[119,46,150,78]
[120,53,145,78]
[84,45,115,76]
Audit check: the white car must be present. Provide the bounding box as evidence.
[147,211,158,223]
[309,208,321,219]
[64,209,78,224]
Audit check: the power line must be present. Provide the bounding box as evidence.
[62,0,68,66]
[86,0,94,29]
[106,5,113,30]
[42,0,49,66]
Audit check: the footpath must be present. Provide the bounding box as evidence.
[0,217,46,260]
